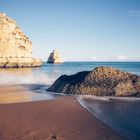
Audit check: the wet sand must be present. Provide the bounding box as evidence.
[0,85,55,104]
[0,86,127,140]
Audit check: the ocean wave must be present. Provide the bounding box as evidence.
[77,95,140,140]
[77,95,140,102]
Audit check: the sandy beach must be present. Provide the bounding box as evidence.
[0,0,140,139]
[0,85,127,140]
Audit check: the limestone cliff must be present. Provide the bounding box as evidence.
[47,50,63,64]
[47,66,140,97]
[0,13,42,68]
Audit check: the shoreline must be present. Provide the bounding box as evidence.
[0,85,57,104]
[0,85,127,140]
[78,96,140,140]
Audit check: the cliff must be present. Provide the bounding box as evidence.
[0,13,42,68]
[47,50,63,64]
[47,66,140,97]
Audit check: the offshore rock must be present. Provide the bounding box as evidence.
[47,50,63,64]
[0,13,42,68]
[47,66,140,97]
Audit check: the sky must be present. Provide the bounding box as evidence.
[0,0,140,61]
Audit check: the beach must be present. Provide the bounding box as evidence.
[0,0,140,139]
[0,62,140,140]
[0,85,127,140]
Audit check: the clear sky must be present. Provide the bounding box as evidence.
[0,0,140,61]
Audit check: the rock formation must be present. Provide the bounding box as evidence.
[0,13,42,68]
[47,50,63,64]
[47,66,140,97]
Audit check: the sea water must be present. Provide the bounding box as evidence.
[78,96,140,140]
[0,62,140,85]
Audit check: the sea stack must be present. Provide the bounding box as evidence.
[0,13,42,68]
[47,66,140,97]
[47,50,63,64]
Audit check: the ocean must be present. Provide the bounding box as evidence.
[0,62,140,85]
[0,62,140,140]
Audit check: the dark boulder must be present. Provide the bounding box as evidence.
[47,66,140,96]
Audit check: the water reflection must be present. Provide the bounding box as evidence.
[0,68,33,75]
[0,85,56,104]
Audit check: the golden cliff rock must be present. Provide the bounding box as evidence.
[0,13,42,68]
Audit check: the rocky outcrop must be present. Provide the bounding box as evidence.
[0,57,42,68]
[47,50,63,64]
[47,66,140,97]
[0,13,42,68]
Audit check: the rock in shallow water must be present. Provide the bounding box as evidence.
[47,66,140,97]
[0,13,42,68]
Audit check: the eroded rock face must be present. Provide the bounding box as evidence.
[47,66,140,97]
[0,13,42,68]
[47,50,63,64]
